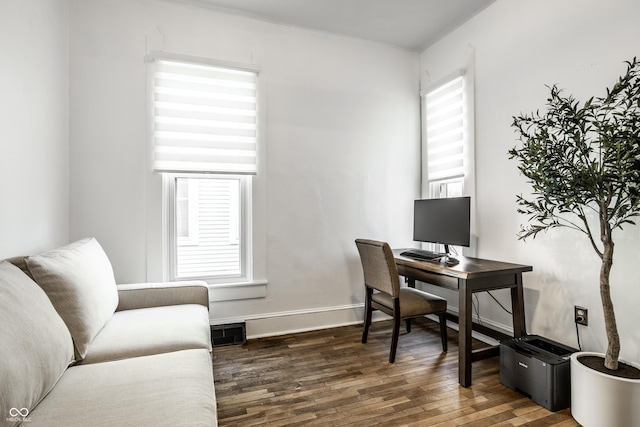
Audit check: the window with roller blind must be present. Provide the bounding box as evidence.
[148,54,259,283]
[421,70,476,254]
[422,70,474,200]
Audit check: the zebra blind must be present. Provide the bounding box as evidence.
[425,75,465,183]
[151,58,258,175]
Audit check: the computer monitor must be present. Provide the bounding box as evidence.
[413,197,471,257]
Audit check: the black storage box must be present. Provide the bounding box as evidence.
[500,335,577,411]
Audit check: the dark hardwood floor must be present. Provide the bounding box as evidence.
[213,318,579,426]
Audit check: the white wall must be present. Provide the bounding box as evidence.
[0,0,69,258]
[69,0,420,334]
[421,0,640,363]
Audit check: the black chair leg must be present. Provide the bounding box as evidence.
[389,299,402,363]
[438,312,448,352]
[389,314,401,363]
[405,318,412,333]
[362,287,372,344]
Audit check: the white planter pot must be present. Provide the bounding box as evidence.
[570,352,640,427]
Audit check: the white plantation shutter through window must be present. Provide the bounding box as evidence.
[425,75,465,183]
[150,56,258,174]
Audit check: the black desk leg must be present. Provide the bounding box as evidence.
[510,273,527,337]
[458,278,473,387]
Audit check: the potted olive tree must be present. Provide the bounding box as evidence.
[509,58,640,427]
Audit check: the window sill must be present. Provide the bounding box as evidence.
[208,280,268,302]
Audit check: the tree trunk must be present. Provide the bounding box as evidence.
[600,230,620,370]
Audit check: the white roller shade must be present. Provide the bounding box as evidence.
[151,58,258,174]
[425,75,465,182]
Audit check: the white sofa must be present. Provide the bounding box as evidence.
[0,238,217,426]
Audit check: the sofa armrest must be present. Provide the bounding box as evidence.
[116,281,210,312]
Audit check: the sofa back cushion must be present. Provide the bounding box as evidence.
[0,262,74,423]
[25,238,119,361]
[4,256,32,279]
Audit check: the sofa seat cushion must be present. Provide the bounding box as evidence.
[0,262,74,424]
[27,349,217,426]
[25,238,119,361]
[81,304,212,364]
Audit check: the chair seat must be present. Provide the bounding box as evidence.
[372,287,447,318]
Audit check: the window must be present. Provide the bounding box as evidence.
[167,174,249,281]
[421,70,476,254]
[423,73,469,198]
[148,53,259,283]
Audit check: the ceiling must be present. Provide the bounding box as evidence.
[162,0,496,52]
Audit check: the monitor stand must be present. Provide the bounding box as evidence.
[442,244,459,265]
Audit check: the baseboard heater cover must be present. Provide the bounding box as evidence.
[211,322,246,347]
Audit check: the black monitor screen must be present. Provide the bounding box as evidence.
[413,197,470,247]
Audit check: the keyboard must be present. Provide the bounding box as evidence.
[399,249,443,261]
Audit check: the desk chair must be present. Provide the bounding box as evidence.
[355,239,448,363]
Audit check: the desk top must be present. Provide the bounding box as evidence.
[393,248,533,281]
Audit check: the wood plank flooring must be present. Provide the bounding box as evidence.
[213,318,580,426]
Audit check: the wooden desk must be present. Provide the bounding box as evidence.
[393,249,533,388]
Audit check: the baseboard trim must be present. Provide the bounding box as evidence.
[213,303,389,339]
[436,306,514,346]
[212,302,514,344]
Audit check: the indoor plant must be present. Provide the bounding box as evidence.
[509,58,640,426]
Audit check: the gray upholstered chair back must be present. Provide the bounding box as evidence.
[355,239,400,298]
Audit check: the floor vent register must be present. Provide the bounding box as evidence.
[210,323,247,347]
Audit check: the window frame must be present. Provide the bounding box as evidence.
[145,51,267,300]
[147,51,258,286]
[163,173,253,285]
